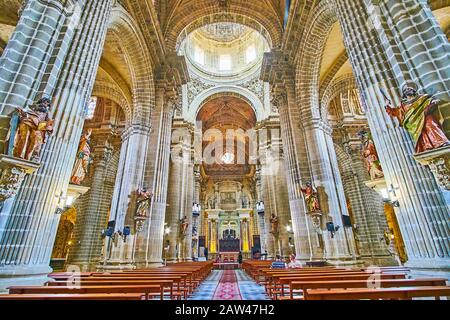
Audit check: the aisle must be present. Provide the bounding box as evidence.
[189,269,269,300]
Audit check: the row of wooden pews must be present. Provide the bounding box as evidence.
[0,261,213,300]
[242,260,450,300]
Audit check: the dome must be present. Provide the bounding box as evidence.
[181,23,268,78]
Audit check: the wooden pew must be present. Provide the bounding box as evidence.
[265,271,407,297]
[8,284,164,300]
[269,273,408,299]
[0,293,145,300]
[47,279,179,300]
[288,278,447,300]
[304,286,450,300]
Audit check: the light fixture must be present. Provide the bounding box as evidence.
[380,185,400,208]
[256,201,265,214]
[192,202,201,216]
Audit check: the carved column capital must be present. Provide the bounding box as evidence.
[414,146,450,190]
[0,155,40,201]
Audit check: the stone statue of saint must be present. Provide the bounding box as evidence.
[358,130,384,180]
[300,182,321,213]
[385,84,449,153]
[135,188,152,218]
[269,213,279,235]
[180,215,189,237]
[70,129,93,185]
[6,97,54,161]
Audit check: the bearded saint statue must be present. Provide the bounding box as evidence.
[6,97,54,161]
[385,84,449,153]
[300,182,321,213]
[70,129,93,185]
[358,130,384,180]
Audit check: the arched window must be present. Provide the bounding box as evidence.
[86,97,98,119]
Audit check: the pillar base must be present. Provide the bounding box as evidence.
[405,258,450,281]
[0,264,52,293]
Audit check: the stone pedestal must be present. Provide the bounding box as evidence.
[414,146,450,192]
[0,155,40,292]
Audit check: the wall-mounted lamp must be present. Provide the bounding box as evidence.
[256,201,265,215]
[379,184,400,208]
[192,202,201,216]
[326,222,340,238]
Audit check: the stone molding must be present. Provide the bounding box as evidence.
[414,146,450,191]
[0,155,40,201]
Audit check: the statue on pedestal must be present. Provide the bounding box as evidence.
[134,188,152,232]
[180,215,189,238]
[269,213,279,236]
[300,182,321,213]
[70,129,93,185]
[384,84,450,153]
[6,97,54,161]
[358,130,384,180]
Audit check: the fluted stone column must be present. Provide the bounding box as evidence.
[337,143,395,266]
[254,166,267,254]
[259,119,292,258]
[0,0,83,113]
[105,125,151,268]
[192,165,201,259]
[67,133,117,270]
[334,0,450,273]
[272,88,323,261]
[0,0,113,290]
[164,121,193,262]
[141,94,176,267]
[303,120,356,262]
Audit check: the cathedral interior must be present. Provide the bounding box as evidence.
[0,0,449,301]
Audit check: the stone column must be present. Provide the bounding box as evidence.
[334,0,450,273]
[141,93,176,267]
[0,0,82,113]
[67,132,116,270]
[139,58,189,267]
[302,120,355,262]
[0,0,113,290]
[258,118,292,258]
[164,120,193,262]
[254,166,267,254]
[105,125,151,268]
[337,142,395,266]
[262,54,323,262]
[192,165,201,259]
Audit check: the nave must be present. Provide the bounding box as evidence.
[1,260,449,300]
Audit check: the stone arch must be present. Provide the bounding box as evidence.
[187,85,265,123]
[108,6,155,126]
[321,74,357,122]
[92,81,131,122]
[165,1,283,51]
[295,0,338,120]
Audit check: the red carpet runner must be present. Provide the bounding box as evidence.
[212,270,242,300]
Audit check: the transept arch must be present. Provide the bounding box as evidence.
[107,6,155,126]
[321,74,357,122]
[294,0,338,120]
[165,0,283,51]
[188,86,265,123]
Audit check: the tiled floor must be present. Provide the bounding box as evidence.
[189,269,269,300]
